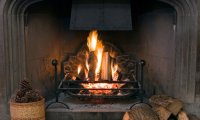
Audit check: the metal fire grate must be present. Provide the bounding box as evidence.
[46,59,145,109]
[59,80,140,98]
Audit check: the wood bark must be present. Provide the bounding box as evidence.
[123,103,159,120]
[167,99,183,115]
[188,114,200,120]
[178,111,189,120]
[116,55,136,81]
[152,105,171,120]
[149,95,183,116]
[101,52,111,80]
[122,112,129,120]
[88,51,97,81]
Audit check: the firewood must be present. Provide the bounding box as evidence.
[178,111,189,120]
[101,52,111,80]
[64,56,79,76]
[122,112,129,120]
[88,51,97,81]
[152,105,171,120]
[167,99,184,115]
[77,69,85,80]
[188,114,200,120]
[116,55,136,80]
[123,103,159,120]
[149,95,183,116]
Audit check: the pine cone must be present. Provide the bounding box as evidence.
[16,90,25,98]
[20,96,28,103]
[19,80,32,92]
[14,79,42,103]
[15,95,22,103]
[24,90,41,102]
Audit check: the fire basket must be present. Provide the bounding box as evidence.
[59,60,145,99]
[46,30,146,109]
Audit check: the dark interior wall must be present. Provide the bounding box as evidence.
[25,1,64,99]
[138,8,176,96]
[26,15,60,99]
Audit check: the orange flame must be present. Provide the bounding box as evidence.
[82,30,123,95]
[77,65,82,75]
[87,30,98,52]
[111,62,119,81]
[86,30,104,81]
[84,52,89,80]
[95,41,104,80]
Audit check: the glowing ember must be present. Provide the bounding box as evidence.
[82,83,124,95]
[72,76,76,81]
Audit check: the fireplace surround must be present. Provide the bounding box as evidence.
[0,0,200,119]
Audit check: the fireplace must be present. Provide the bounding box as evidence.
[21,0,184,101]
[45,30,146,109]
[60,31,143,97]
[0,0,199,119]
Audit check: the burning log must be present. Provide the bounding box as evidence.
[77,65,85,80]
[116,55,137,81]
[101,52,111,80]
[88,51,97,81]
[111,59,119,81]
[77,70,85,80]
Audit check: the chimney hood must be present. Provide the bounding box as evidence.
[70,0,132,30]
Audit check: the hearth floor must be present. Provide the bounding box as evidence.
[45,93,145,120]
[46,93,141,112]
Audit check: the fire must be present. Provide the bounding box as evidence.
[86,30,104,81]
[82,83,123,95]
[95,41,104,80]
[87,30,98,52]
[77,65,82,75]
[77,30,122,95]
[111,63,119,81]
[85,52,89,80]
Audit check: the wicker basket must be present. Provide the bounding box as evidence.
[10,98,45,120]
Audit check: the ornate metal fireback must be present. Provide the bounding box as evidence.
[57,41,144,99]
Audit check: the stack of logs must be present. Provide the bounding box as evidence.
[64,51,137,81]
[123,95,200,120]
